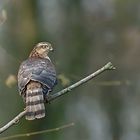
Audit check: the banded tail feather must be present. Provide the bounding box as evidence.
[26,81,45,120]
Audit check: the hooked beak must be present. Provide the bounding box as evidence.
[50,47,54,52]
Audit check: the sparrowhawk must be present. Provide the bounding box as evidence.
[18,42,57,120]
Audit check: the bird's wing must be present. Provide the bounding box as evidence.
[18,58,57,95]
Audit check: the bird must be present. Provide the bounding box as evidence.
[18,42,57,120]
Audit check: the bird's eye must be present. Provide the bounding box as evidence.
[42,45,47,49]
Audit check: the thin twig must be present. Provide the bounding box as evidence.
[0,122,75,140]
[0,111,26,134]
[48,62,115,101]
[0,62,115,134]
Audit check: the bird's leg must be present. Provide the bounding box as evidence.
[44,91,51,104]
[44,96,50,104]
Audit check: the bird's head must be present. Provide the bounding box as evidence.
[29,42,53,59]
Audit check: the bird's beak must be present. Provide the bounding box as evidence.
[50,47,54,52]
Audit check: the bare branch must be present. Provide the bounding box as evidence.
[48,62,115,101]
[0,111,26,134]
[0,62,115,134]
[0,122,75,140]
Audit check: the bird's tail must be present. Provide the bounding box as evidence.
[26,81,45,120]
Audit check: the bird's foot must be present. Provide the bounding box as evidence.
[45,95,51,104]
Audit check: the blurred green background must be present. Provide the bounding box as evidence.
[0,0,139,140]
